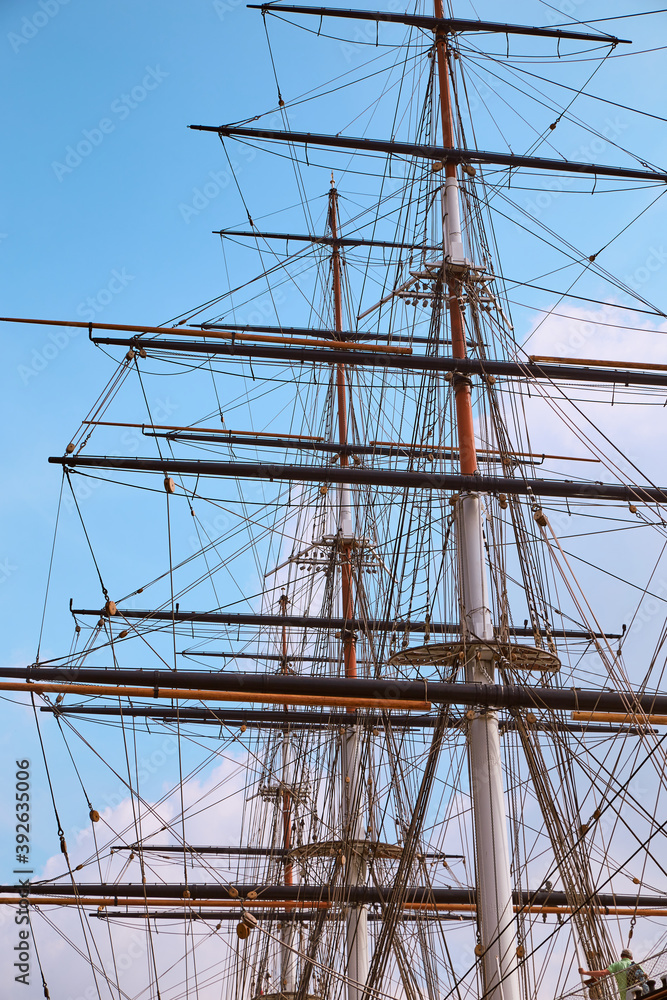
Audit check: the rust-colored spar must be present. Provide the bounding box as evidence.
[141,326,412,354]
[0,897,329,910]
[0,680,430,712]
[83,421,325,441]
[572,711,667,726]
[0,315,411,355]
[369,441,599,463]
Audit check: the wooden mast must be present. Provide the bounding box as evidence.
[433,9,519,1000]
[330,179,358,681]
[433,0,476,475]
[329,177,369,1000]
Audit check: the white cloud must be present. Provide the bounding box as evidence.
[512,300,667,486]
[0,752,250,1000]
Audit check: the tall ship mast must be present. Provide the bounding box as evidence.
[5,6,667,1000]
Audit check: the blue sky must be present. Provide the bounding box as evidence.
[2,0,667,846]
[2,0,667,994]
[4,0,667,671]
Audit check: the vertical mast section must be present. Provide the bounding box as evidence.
[432,11,520,1000]
[279,593,296,993]
[329,180,368,1000]
[432,4,475,476]
[330,180,357,680]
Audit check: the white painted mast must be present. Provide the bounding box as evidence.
[342,727,369,1000]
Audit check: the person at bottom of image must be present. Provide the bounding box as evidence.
[579,949,649,1000]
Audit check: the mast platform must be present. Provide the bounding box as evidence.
[390,642,561,673]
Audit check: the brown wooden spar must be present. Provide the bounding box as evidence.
[5,881,667,909]
[0,680,431,711]
[0,315,410,354]
[144,430,592,466]
[572,712,667,726]
[368,441,599,463]
[0,897,333,910]
[82,420,325,441]
[11,666,667,714]
[134,328,411,353]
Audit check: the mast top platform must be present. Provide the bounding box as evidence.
[290,840,403,861]
[389,641,561,673]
